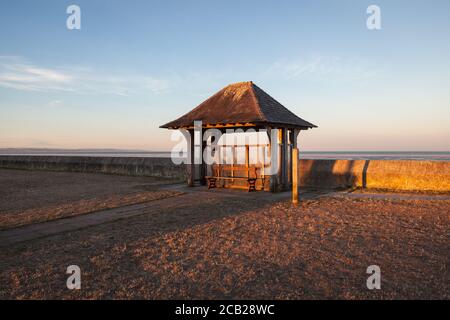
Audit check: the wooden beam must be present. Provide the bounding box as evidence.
[183,122,258,129]
[220,143,269,147]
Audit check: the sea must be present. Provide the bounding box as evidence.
[0,150,449,161]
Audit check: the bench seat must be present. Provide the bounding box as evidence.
[206,166,263,192]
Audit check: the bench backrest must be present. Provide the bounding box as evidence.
[211,165,261,178]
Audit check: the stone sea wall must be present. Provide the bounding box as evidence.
[0,156,449,192]
[299,159,450,192]
[0,156,186,181]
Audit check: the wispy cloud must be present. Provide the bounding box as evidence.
[264,55,384,82]
[0,56,170,95]
[0,56,74,92]
[48,100,62,107]
[0,54,384,98]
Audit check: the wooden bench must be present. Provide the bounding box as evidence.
[206,166,263,192]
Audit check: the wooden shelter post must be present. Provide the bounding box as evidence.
[267,127,282,192]
[245,145,250,178]
[292,129,300,203]
[292,148,299,204]
[288,130,294,185]
[277,128,283,191]
[282,128,290,189]
[186,129,195,187]
[199,138,207,185]
[266,128,274,192]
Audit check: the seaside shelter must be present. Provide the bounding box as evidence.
[160,81,316,192]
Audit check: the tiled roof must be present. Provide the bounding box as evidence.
[160,81,317,129]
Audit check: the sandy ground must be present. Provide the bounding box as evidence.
[0,169,448,299]
[0,169,180,229]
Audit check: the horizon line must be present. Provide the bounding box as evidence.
[0,148,449,153]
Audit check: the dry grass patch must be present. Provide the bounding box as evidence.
[0,193,448,299]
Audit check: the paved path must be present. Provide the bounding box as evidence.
[0,186,295,247]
